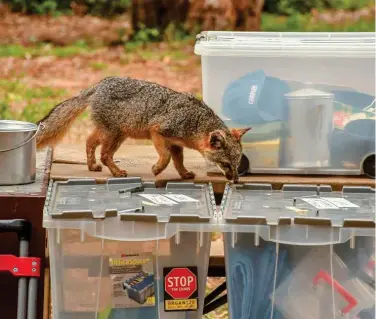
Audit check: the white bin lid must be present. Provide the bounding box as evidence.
[43,178,216,226]
[194,31,376,57]
[220,183,375,228]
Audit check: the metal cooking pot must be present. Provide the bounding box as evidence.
[0,120,39,185]
[282,88,334,169]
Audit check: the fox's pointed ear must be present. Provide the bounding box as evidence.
[209,130,226,149]
[231,127,251,141]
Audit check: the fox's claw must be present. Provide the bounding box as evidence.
[180,171,195,179]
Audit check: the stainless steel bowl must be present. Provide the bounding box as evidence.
[0,120,38,185]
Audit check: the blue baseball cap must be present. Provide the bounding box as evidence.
[222,70,291,126]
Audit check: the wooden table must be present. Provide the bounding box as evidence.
[0,149,52,319]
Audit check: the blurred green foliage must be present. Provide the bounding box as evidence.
[1,0,131,16]
[0,79,66,122]
[264,0,375,15]
[0,41,90,58]
[262,13,375,32]
[125,23,160,50]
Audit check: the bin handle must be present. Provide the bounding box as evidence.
[312,269,357,315]
[0,123,43,153]
[0,219,32,241]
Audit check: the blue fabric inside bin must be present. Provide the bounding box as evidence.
[221,70,291,126]
[226,234,291,319]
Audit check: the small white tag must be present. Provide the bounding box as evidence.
[138,194,177,205]
[321,197,359,208]
[164,194,199,202]
[300,198,339,209]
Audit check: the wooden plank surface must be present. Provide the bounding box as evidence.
[51,144,375,192]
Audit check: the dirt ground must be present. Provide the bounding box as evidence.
[0,7,202,144]
[1,45,202,144]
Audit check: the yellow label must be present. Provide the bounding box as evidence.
[147,296,155,304]
[109,258,150,266]
[165,299,198,311]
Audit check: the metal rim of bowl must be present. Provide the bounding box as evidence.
[0,120,37,133]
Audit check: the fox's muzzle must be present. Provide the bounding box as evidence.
[225,171,239,183]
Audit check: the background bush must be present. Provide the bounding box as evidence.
[1,0,131,16]
[2,0,374,17]
[264,0,374,15]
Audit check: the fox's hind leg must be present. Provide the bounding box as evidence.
[151,134,171,176]
[171,145,195,179]
[100,132,127,177]
[86,128,102,172]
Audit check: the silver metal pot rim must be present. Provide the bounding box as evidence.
[0,120,37,133]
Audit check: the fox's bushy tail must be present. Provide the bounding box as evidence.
[36,85,97,149]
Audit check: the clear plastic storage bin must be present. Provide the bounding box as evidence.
[219,183,375,319]
[194,32,376,178]
[43,178,217,319]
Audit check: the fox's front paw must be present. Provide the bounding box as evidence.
[152,164,162,176]
[113,170,128,177]
[180,171,195,179]
[88,164,102,172]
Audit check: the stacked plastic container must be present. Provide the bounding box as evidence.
[43,178,216,319]
[195,32,376,178]
[219,183,375,319]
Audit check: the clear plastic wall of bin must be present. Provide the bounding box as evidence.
[47,223,211,319]
[223,229,375,319]
[220,183,376,319]
[44,179,216,319]
[195,32,376,177]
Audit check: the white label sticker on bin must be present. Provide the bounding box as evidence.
[300,198,339,209]
[138,194,178,205]
[320,197,359,208]
[164,194,199,202]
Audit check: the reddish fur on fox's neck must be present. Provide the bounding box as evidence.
[190,135,211,154]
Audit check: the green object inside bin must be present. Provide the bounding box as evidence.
[98,306,112,319]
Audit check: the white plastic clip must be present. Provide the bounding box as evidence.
[254,226,260,247]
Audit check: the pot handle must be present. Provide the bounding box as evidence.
[0,123,44,153]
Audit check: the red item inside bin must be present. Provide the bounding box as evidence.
[312,269,357,315]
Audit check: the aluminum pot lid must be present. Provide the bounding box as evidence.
[284,88,333,99]
[0,120,37,132]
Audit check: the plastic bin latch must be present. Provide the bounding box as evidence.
[312,269,357,315]
[0,255,41,277]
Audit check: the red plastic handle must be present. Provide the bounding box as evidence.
[312,269,357,315]
[0,255,41,277]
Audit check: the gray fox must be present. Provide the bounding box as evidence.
[36,76,250,182]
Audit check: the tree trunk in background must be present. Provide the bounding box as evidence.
[131,0,264,33]
[233,0,265,30]
[131,0,189,33]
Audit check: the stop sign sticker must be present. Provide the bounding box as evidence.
[163,267,198,311]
